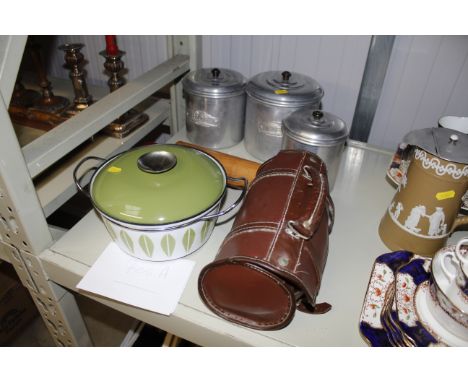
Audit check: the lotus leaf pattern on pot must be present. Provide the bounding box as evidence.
[120,230,134,254]
[161,234,176,257]
[182,228,196,253]
[139,235,154,258]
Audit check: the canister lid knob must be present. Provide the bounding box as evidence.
[281,71,291,82]
[211,68,221,79]
[312,110,324,120]
[449,134,459,143]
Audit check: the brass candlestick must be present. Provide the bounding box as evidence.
[10,78,40,107]
[59,43,93,113]
[29,41,70,114]
[100,49,126,92]
[100,49,148,138]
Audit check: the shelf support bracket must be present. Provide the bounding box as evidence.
[1,241,92,346]
[167,36,202,134]
[0,92,91,346]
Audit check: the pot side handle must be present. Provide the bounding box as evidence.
[73,156,106,198]
[201,177,248,220]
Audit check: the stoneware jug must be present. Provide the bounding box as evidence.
[379,128,468,257]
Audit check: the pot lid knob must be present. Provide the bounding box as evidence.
[211,68,221,79]
[281,71,291,82]
[137,151,177,174]
[312,110,324,121]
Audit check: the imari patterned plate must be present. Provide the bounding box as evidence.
[359,251,413,346]
[360,252,468,346]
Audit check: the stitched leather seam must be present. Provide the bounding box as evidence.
[231,221,279,232]
[265,152,307,262]
[199,262,293,327]
[238,256,319,309]
[247,171,295,192]
[274,252,320,291]
[214,227,277,259]
[293,237,305,272]
[257,168,297,176]
[221,227,277,247]
[270,263,320,307]
[307,171,325,232]
[292,169,324,285]
[300,244,321,285]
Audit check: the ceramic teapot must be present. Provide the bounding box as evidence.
[379,128,468,257]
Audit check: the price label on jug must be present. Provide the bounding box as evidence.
[436,190,455,200]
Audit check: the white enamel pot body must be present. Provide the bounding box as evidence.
[99,202,221,261]
[74,145,247,261]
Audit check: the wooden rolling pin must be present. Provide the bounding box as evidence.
[176,141,260,188]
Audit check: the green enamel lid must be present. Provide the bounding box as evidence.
[90,144,226,225]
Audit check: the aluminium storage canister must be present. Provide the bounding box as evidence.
[244,70,324,161]
[282,109,348,190]
[182,67,246,149]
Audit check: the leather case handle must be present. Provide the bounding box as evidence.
[285,165,334,240]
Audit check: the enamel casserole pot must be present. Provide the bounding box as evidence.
[73,144,247,261]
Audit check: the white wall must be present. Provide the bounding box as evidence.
[44,35,468,151]
[368,35,468,150]
[48,35,168,88]
[46,35,371,133]
[202,35,371,131]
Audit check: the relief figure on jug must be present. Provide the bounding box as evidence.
[404,205,426,234]
[427,207,446,237]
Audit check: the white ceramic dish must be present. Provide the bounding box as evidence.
[438,115,468,134]
[415,281,468,346]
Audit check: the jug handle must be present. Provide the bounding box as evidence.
[449,215,468,235]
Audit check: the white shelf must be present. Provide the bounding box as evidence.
[39,130,414,346]
[36,98,170,217]
[23,54,189,179]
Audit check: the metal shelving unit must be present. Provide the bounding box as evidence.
[0,35,198,346]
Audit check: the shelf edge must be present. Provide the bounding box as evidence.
[23,54,189,178]
[37,99,170,217]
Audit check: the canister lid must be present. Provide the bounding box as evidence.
[403,127,468,164]
[182,67,246,98]
[282,109,348,147]
[246,70,324,107]
[90,145,226,226]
